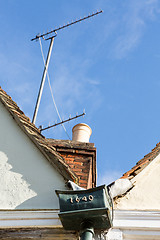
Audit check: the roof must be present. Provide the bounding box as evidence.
[121,142,160,180]
[0,87,78,183]
[113,142,160,210]
[108,142,160,206]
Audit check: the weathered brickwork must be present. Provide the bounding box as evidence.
[60,153,91,188]
[48,139,97,189]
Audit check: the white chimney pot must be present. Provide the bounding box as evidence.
[72,123,92,142]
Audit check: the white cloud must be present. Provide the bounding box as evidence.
[112,0,159,59]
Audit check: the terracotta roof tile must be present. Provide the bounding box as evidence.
[121,143,160,179]
[0,87,78,183]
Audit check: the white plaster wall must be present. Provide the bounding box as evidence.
[114,153,160,210]
[0,102,67,209]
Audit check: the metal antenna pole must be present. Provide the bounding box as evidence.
[32,37,54,124]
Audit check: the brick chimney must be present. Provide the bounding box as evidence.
[47,124,96,189]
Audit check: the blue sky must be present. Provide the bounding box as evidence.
[1,0,160,185]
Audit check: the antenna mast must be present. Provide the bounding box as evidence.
[31,10,103,125]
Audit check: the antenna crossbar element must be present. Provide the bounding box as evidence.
[40,112,86,132]
[31,10,103,41]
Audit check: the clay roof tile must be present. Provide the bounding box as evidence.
[0,87,78,183]
[121,142,160,179]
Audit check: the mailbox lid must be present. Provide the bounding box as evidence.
[56,185,112,213]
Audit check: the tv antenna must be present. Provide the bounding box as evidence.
[31,10,103,126]
[40,111,86,132]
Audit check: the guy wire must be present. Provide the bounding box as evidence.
[38,37,71,140]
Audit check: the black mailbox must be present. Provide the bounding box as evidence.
[56,185,113,231]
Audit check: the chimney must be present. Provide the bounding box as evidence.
[72,123,92,143]
[49,123,96,188]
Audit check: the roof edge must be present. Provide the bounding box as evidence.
[0,87,78,183]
